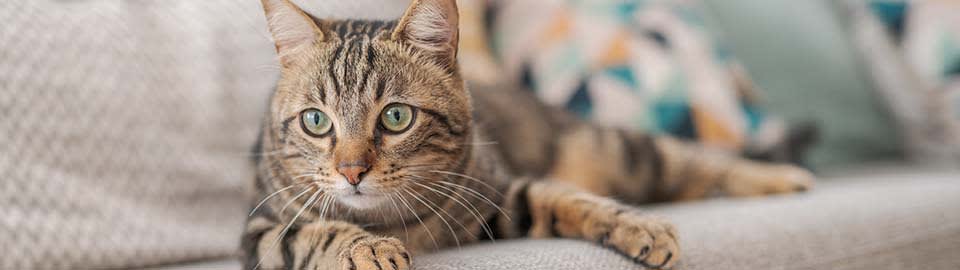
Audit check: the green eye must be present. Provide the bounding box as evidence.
[300,109,333,136]
[380,103,414,133]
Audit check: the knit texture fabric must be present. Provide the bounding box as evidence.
[0,1,405,268]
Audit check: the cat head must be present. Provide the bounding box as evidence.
[258,0,471,210]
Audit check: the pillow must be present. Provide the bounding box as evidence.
[843,0,960,161]
[457,0,814,164]
[901,1,960,158]
[0,0,407,268]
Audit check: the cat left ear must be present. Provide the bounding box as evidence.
[261,0,323,67]
[391,0,460,68]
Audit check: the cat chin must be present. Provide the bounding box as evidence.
[336,194,390,210]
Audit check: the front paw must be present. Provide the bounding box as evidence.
[338,237,411,270]
[594,211,680,269]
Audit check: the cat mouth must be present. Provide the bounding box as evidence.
[345,185,376,196]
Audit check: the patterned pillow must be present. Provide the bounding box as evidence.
[457,0,811,162]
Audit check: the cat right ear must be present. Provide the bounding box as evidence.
[391,0,460,69]
[260,0,323,67]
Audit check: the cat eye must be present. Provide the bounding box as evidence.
[380,103,415,133]
[300,109,333,137]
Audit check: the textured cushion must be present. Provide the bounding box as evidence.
[152,167,960,270]
[0,1,407,269]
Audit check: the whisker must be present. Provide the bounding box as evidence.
[411,181,495,242]
[254,189,321,270]
[426,170,504,197]
[319,195,333,221]
[437,180,511,221]
[421,181,497,242]
[401,186,463,248]
[395,190,439,250]
[376,197,391,228]
[249,183,310,217]
[387,193,410,241]
[302,192,327,253]
[291,174,318,180]
[278,188,314,216]
[408,174,510,221]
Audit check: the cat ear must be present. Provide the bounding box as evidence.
[391,0,460,67]
[260,0,323,67]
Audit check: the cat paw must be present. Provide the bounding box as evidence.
[338,237,411,270]
[725,164,815,197]
[596,211,680,269]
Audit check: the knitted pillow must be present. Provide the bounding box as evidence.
[0,0,406,268]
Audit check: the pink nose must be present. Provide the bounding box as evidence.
[337,162,369,186]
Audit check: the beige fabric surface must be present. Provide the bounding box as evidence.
[153,168,960,270]
[0,1,406,269]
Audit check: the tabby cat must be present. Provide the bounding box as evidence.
[242,0,815,269]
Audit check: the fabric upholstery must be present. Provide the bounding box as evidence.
[0,1,407,269]
[152,168,960,270]
[3,1,956,269]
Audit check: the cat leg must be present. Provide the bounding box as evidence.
[651,136,814,200]
[242,217,411,270]
[547,125,814,202]
[495,180,680,269]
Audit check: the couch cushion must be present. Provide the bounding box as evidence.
[0,1,407,269]
[152,168,960,269]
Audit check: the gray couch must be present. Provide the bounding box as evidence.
[4,1,958,269]
[154,166,960,269]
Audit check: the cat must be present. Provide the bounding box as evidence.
[242,0,814,269]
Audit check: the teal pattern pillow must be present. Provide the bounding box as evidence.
[486,0,793,154]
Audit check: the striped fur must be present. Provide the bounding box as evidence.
[244,0,814,269]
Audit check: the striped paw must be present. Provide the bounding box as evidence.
[597,212,680,269]
[338,237,411,270]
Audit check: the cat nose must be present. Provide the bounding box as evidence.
[337,161,370,186]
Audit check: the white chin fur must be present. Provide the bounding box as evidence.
[337,194,390,210]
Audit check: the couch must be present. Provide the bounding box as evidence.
[3,1,958,269]
[150,166,960,270]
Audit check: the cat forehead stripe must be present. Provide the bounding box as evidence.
[322,20,396,104]
[327,19,396,40]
